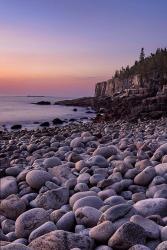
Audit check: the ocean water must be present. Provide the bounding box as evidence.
[0,96,94,130]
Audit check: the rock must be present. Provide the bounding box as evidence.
[70,191,97,207]
[28,221,57,242]
[43,156,62,168]
[155,163,167,176]
[104,196,125,206]
[11,124,22,130]
[56,211,75,231]
[0,176,18,199]
[134,167,156,186]
[34,101,51,105]
[130,215,160,239]
[67,152,83,163]
[93,146,118,158]
[134,198,167,217]
[40,122,50,127]
[73,196,103,212]
[95,246,113,250]
[98,189,116,200]
[74,183,89,192]
[0,194,26,219]
[15,208,50,238]
[26,170,52,189]
[5,166,22,177]
[50,209,66,223]
[0,229,8,241]
[151,143,167,161]
[1,219,15,234]
[154,189,167,198]
[108,222,146,249]
[128,245,151,250]
[161,226,167,241]
[32,187,69,209]
[75,160,88,172]
[75,206,102,227]
[99,203,132,223]
[132,193,146,203]
[52,118,64,125]
[28,230,94,250]
[77,173,90,184]
[86,155,108,168]
[70,137,83,148]
[89,221,114,242]
[155,241,167,250]
[1,243,31,250]
[49,164,76,184]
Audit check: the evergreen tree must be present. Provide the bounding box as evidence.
[139,48,145,61]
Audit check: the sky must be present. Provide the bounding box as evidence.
[0,0,167,97]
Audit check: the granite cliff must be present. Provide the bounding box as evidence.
[94,48,167,120]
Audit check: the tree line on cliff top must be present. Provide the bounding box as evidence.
[113,48,167,83]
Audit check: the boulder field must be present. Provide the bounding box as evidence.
[0,117,167,250]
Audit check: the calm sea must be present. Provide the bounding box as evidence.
[0,96,94,130]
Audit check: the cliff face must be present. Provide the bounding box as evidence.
[95,73,167,97]
[93,73,167,120]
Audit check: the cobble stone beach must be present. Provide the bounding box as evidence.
[0,118,167,250]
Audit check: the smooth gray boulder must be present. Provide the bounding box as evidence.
[155,241,167,250]
[28,221,56,242]
[1,243,31,250]
[26,170,52,189]
[89,221,114,242]
[0,176,18,199]
[134,166,156,186]
[86,155,108,168]
[43,156,61,168]
[99,203,132,223]
[15,208,50,238]
[73,196,103,212]
[56,211,75,231]
[75,206,102,227]
[134,198,167,217]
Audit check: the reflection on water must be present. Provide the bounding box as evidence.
[0,96,94,129]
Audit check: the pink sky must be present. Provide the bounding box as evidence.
[0,0,166,97]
